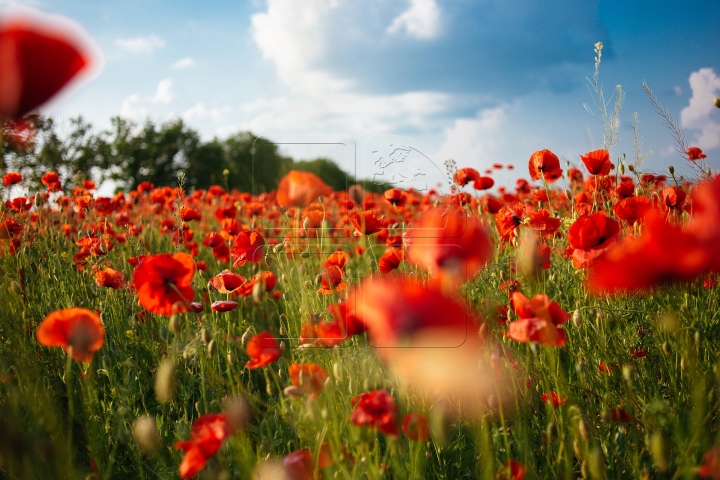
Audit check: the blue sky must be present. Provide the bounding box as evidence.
[3,0,719,190]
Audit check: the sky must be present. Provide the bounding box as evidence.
[2,0,719,193]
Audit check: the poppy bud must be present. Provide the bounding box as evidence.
[714,97,720,108]
[241,328,253,345]
[252,281,266,304]
[281,274,287,283]
[333,362,343,381]
[581,461,589,479]
[298,264,306,275]
[10,281,22,295]
[589,446,606,479]
[667,165,674,175]
[304,280,311,289]
[302,217,310,231]
[300,250,310,258]
[154,358,175,404]
[627,164,635,172]
[279,325,285,335]
[618,163,625,175]
[572,310,582,328]
[34,192,44,207]
[227,352,235,365]
[132,415,160,454]
[169,314,182,335]
[646,431,668,472]
[207,339,216,358]
[573,438,583,460]
[273,243,283,254]
[662,342,671,355]
[201,327,212,344]
[579,419,591,443]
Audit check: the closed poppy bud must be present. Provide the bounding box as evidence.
[619,163,625,175]
[207,339,216,358]
[572,310,582,328]
[227,352,235,365]
[169,314,182,335]
[155,358,175,404]
[662,342,671,355]
[667,165,674,175]
[241,328,253,345]
[714,97,720,108]
[132,415,160,454]
[252,281,266,303]
[300,250,310,258]
[201,328,212,344]
[333,362,343,381]
[10,280,22,295]
[627,164,635,172]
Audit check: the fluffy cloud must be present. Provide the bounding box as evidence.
[386,0,442,39]
[152,78,173,104]
[681,68,720,150]
[115,34,165,54]
[182,102,231,122]
[437,105,509,167]
[172,57,195,69]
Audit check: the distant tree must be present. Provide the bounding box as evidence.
[99,117,200,190]
[292,157,351,191]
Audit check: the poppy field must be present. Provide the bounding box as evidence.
[3,10,720,480]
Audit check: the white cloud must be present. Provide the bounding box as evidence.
[248,0,454,137]
[182,102,231,122]
[673,85,682,95]
[152,78,173,104]
[386,0,442,39]
[681,68,720,150]
[437,105,509,165]
[115,34,165,54]
[172,57,195,69]
[250,0,335,82]
[119,94,145,121]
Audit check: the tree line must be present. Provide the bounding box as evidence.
[1,115,381,194]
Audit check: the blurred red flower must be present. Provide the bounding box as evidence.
[540,391,566,407]
[94,267,125,290]
[276,170,332,208]
[401,413,429,441]
[0,14,94,119]
[282,449,314,480]
[288,363,328,399]
[209,269,247,294]
[453,167,480,186]
[37,307,104,363]
[498,460,526,480]
[245,331,281,369]
[2,171,22,186]
[687,147,707,161]
[350,389,399,436]
[174,413,232,479]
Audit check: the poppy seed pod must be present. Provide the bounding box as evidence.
[154,358,175,404]
[132,415,160,454]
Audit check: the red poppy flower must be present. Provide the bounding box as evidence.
[611,408,631,423]
[94,267,125,290]
[245,331,281,369]
[349,210,385,235]
[41,171,61,190]
[174,413,232,479]
[687,147,707,161]
[0,15,94,119]
[323,250,348,270]
[631,348,646,358]
[282,449,314,480]
[132,253,195,316]
[188,302,204,313]
[405,204,493,285]
[350,389,399,436]
[127,255,147,268]
[507,318,565,347]
[540,391,566,407]
[230,230,265,267]
[288,363,328,399]
[378,248,403,274]
[383,188,407,206]
[180,206,201,222]
[2,172,22,186]
[37,307,104,363]
[276,170,332,208]
[209,270,247,293]
[599,362,613,372]
[318,265,347,294]
[453,167,480,186]
[495,202,526,240]
[211,300,238,312]
[498,460,526,480]
[401,413,429,441]
[527,209,560,235]
[510,292,570,325]
[473,176,495,190]
[661,186,687,211]
[528,149,562,182]
[580,149,614,175]
[613,196,652,224]
[698,447,720,479]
